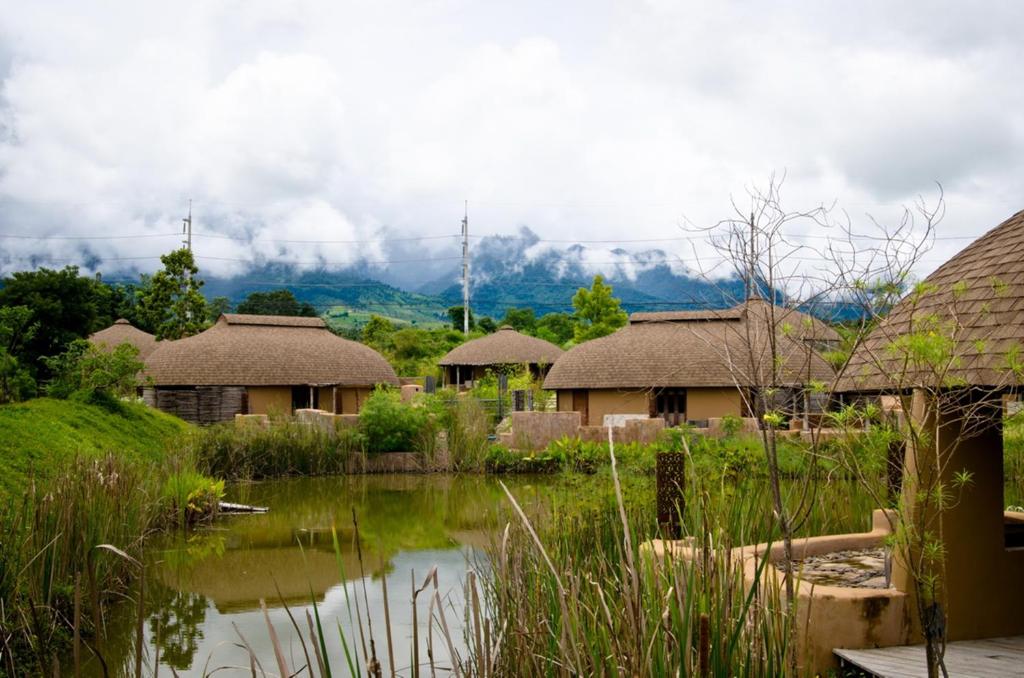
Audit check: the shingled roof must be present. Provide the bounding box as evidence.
[89,319,159,359]
[145,314,399,387]
[544,299,837,390]
[438,326,564,367]
[838,208,1024,392]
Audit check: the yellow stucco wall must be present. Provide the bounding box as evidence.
[894,389,1024,642]
[686,387,743,420]
[588,389,649,425]
[338,387,373,414]
[247,386,292,416]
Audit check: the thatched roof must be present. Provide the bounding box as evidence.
[544,299,837,390]
[88,319,159,359]
[838,209,1024,391]
[438,326,563,367]
[145,314,399,387]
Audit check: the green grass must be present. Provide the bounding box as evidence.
[0,397,190,498]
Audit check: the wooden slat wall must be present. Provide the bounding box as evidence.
[155,386,247,425]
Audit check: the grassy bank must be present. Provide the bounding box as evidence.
[0,398,219,674]
[0,397,190,498]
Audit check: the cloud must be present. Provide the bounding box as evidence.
[0,0,1021,285]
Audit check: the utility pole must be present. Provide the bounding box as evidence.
[182,199,193,252]
[747,211,756,301]
[461,201,470,335]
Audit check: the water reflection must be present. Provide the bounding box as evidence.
[142,474,541,676]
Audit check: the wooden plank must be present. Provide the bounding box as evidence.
[836,636,1024,678]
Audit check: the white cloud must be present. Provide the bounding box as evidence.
[0,0,1021,284]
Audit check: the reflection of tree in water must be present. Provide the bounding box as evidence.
[147,581,208,671]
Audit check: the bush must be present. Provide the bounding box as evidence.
[359,386,432,453]
[43,339,144,404]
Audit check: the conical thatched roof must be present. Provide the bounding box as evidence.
[438,326,564,367]
[89,319,159,359]
[839,209,1024,391]
[544,299,837,390]
[145,314,399,387]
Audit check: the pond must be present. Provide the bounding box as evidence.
[80,472,886,676]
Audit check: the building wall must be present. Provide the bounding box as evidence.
[687,387,743,421]
[339,387,373,414]
[556,390,573,413]
[894,389,1024,642]
[247,386,293,416]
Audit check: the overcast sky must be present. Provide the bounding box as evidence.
[0,0,1021,285]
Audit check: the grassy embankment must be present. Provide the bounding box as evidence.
[0,398,220,674]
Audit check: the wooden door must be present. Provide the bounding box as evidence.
[572,389,590,426]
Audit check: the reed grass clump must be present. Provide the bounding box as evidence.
[188,418,366,480]
[0,453,220,675]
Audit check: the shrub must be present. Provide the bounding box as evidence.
[43,339,144,404]
[359,386,431,453]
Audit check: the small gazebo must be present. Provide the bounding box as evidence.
[838,208,1024,646]
[89,319,159,359]
[438,326,563,387]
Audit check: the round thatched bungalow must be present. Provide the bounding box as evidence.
[438,325,564,387]
[89,318,159,359]
[835,208,1024,647]
[543,298,838,426]
[144,313,399,424]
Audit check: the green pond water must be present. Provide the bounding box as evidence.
[81,472,887,676]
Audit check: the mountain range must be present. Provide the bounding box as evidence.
[197,228,748,329]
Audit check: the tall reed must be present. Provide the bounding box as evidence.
[0,454,219,675]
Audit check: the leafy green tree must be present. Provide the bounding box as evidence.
[535,312,574,345]
[207,296,232,321]
[571,275,628,343]
[235,289,316,317]
[477,316,498,333]
[44,339,145,404]
[447,305,475,331]
[501,307,536,333]
[0,266,118,377]
[136,249,209,340]
[0,306,38,403]
[361,315,396,352]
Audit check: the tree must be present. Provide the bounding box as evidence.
[447,305,475,331]
[44,339,145,404]
[571,275,627,343]
[235,289,317,317]
[535,312,574,345]
[0,306,38,403]
[501,307,536,333]
[362,315,396,352]
[136,249,209,340]
[477,316,498,333]
[0,266,117,378]
[207,296,232,322]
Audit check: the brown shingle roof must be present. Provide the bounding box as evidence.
[838,208,1024,391]
[544,299,836,389]
[438,326,564,367]
[89,319,159,359]
[145,315,399,387]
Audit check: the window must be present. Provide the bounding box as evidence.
[655,389,686,426]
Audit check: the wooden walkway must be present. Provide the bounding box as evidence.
[835,636,1024,677]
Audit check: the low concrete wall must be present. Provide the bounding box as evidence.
[579,417,666,445]
[294,408,359,433]
[646,509,910,675]
[505,411,582,450]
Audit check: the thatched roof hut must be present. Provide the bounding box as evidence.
[144,314,398,423]
[146,314,398,387]
[543,299,838,425]
[89,319,159,359]
[438,326,563,386]
[545,298,838,390]
[838,208,1024,392]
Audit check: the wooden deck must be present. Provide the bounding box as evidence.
[835,636,1024,677]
